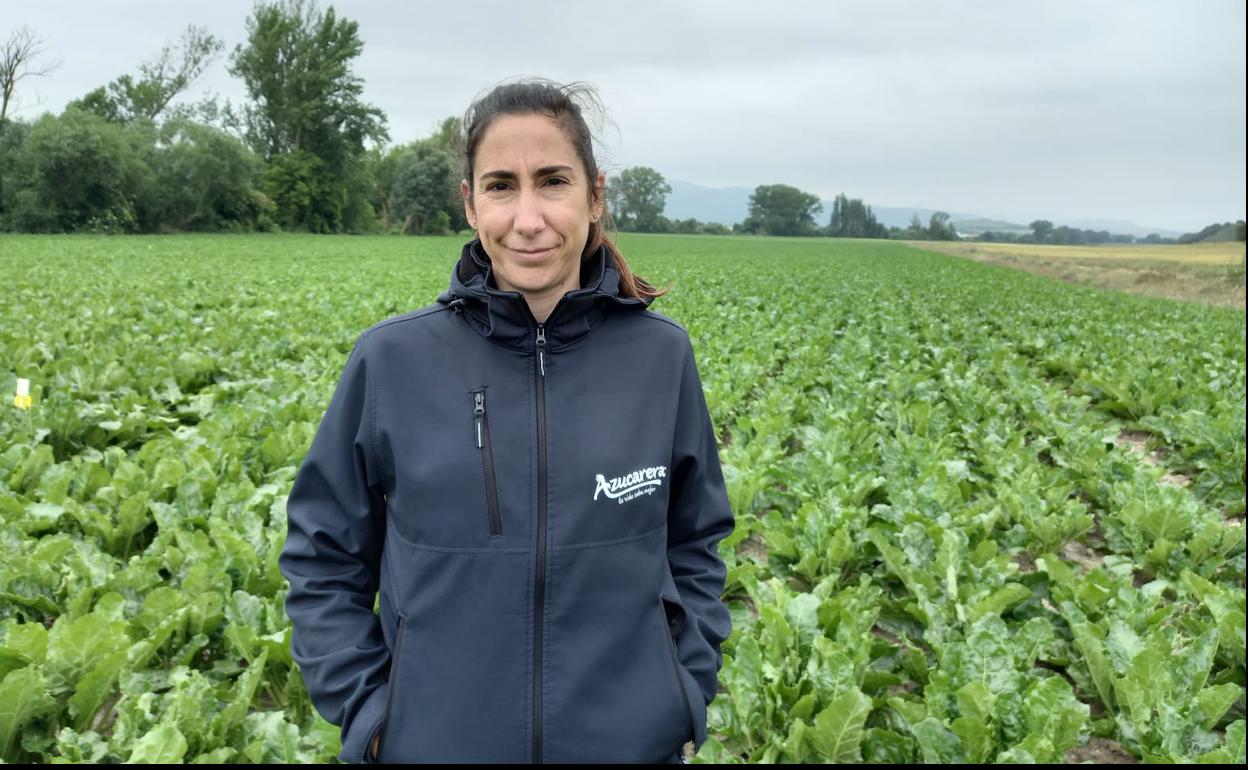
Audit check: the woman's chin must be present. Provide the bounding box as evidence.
[499,266,561,290]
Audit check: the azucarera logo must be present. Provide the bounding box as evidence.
[593,464,667,505]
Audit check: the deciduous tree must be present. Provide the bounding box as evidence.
[71,25,223,124]
[927,211,958,240]
[827,192,888,238]
[228,0,387,232]
[1,25,60,208]
[3,108,154,232]
[741,184,822,236]
[1,25,60,142]
[605,166,671,232]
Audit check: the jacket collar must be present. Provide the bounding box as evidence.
[436,237,652,352]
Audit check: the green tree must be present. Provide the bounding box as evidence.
[390,141,456,235]
[890,213,930,240]
[670,217,704,234]
[260,150,341,233]
[0,116,33,227]
[66,87,126,123]
[1030,219,1054,244]
[148,118,272,231]
[429,115,461,154]
[3,107,154,232]
[927,211,959,241]
[68,25,223,124]
[1,25,61,213]
[1,25,61,143]
[741,183,822,236]
[228,0,388,232]
[827,192,888,238]
[371,116,466,234]
[605,166,671,232]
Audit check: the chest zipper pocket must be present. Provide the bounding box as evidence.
[472,389,503,536]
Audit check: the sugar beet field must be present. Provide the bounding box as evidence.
[1,233,1244,763]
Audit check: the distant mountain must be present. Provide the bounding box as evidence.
[870,206,984,229]
[665,180,983,229]
[952,218,1031,234]
[662,179,1185,237]
[664,180,754,225]
[1059,219,1184,238]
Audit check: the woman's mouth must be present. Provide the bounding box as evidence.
[512,246,555,259]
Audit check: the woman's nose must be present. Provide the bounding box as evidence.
[513,186,546,236]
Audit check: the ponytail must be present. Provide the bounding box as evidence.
[584,210,670,302]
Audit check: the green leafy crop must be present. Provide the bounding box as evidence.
[1,233,1243,763]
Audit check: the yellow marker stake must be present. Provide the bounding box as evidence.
[13,377,31,410]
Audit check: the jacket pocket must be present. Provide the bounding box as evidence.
[471,389,502,536]
[376,612,407,761]
[658,593,695,747]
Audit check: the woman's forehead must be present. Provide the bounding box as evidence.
[476,114,580,175]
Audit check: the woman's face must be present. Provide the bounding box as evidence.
[461,113,605,306]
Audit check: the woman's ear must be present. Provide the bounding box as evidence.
[461,179,476,228]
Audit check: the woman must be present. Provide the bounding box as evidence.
[279,78,735,764]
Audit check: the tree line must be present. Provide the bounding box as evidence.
[0,2,468,235]
[2,5,1241,244]
[0,4,997,242]
[607,168,960,240]
[609,170,1244,245]
[980,219,1246,246]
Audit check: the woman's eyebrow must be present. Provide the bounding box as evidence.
[480,165,575,181]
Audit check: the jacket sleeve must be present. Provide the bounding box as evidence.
[279,332,392,764]
[667,336,735,753]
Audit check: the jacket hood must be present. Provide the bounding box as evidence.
[436,237,652,351]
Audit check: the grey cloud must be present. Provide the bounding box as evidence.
[3,0,1243,231]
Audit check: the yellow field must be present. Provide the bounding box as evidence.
[904,238,1245,310]
[906,239,1244,265]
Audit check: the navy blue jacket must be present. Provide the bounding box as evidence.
[279,238,735,763]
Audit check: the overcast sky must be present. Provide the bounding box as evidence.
[4,0,1244,232]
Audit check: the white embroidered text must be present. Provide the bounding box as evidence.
[593,465,667,505]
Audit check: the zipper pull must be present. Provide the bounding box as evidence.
[474,391,484,448]
[536,324,546,377]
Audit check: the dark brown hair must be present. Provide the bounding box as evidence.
[459,77,670,303]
